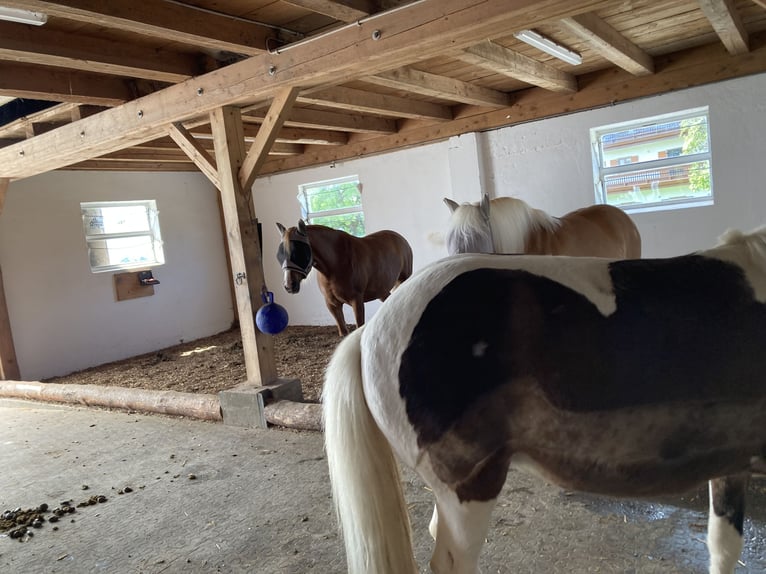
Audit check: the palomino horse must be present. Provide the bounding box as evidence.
[444,193,641,258]
[276,220,412,336]
[323,225,766,573]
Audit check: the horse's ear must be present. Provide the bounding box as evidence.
[297,219,308,235]
[480,193,491,221]
[276,222,286,235]
[443,198,460,213]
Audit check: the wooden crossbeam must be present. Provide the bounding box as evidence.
[697,0,749,55]
[2,0,281,55]
[457,40,578,93]
[298,86,453,120]
[0,0,613,179]
[561,12,654,75]
[0,20,200,83]
[282,0,375,22]
[364,67,512,107]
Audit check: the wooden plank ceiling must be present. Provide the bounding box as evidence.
[0,0,765,180]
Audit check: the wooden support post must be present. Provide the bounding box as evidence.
[210,106,276,385]
[0,180,19,380]
[0,265,20,380]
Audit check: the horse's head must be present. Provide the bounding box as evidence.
[443,194,494,255]
[276,220,313,294]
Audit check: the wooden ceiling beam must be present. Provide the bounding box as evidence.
[282,0,376,22]
[0,102,80,139]
[0,61,136,106]
[1,0,281,55]
[456,40,578,93]
[560,13,654,75]
[363,66,512,107]
[0,0,614,179]
[298,86,453,120]
[0,21,200,83]
[192,125,348,146]
[242,106,397,134]
[697,0,749,55]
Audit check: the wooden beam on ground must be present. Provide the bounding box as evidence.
[0,0,613,179]
[210,106,277,386]
[0,265,20,380]
[0,61,136,106]
[560,12,654,75]
[457,40,578,93]
[364,67,512,107]
[241,87,300,191]
[0,21,200,83]
[167,122,220,189]
[2,0,281,55]
[697,0,749,55]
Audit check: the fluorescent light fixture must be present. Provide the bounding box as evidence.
[514,29,582,66]
[0,6,47,26]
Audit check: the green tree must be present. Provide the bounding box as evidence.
[304,181,366,236]
[680,117,710,194]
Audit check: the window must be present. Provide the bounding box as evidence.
[591,107,712,212]
[81,200,165,272]
[298,175,365,236]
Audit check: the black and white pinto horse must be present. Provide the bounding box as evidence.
[323,226,766,573]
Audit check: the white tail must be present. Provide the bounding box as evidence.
[322,326,418,574]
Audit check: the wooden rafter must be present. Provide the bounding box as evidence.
[0,21,200,83]
[697,0,749,55]
[363,67,512,107]
[1,0,281,55]
[456,40,578,93]
[243,107,398,134]
[560,13,654,75]
[282,0,375,22]
[298,86,453,120]
[0,0,617,179]
[192,125,348,145]
[0,62,138,106]
[0,103,80,139]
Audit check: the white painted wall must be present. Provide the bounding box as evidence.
[2,72,764,379]
[0,172,234,380]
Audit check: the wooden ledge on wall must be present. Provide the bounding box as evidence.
[114,270,156,301]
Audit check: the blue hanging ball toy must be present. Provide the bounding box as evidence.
[256,291,289,335]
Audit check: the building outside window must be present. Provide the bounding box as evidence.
[297,175,365,236]
[81,200,165,272]
[591,107,712,212]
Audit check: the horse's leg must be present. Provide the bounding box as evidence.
[708,474,749,574]
[350,297,365,329]
[325,300,349,336]
[429,487,495,574]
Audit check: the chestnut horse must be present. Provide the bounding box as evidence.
[276,220,412,336]
[444,193,641,258]
[323,225,766,573]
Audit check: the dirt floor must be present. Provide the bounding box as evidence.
[42,325,341,403]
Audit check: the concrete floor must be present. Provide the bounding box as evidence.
[1,399,765,574]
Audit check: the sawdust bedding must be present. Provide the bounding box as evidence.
[43,325,342,404]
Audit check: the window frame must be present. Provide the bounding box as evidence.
[591,107,713,214]
[297,175,365,236]
[80,199,165,273]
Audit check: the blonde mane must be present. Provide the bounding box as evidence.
[489,197,561,253]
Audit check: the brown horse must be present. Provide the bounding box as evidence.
[444,193,641,258]
[276,220,413,336]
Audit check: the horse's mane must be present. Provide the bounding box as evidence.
[715,225,766,262]
[489,197,561,253]
[446,202,493,251]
